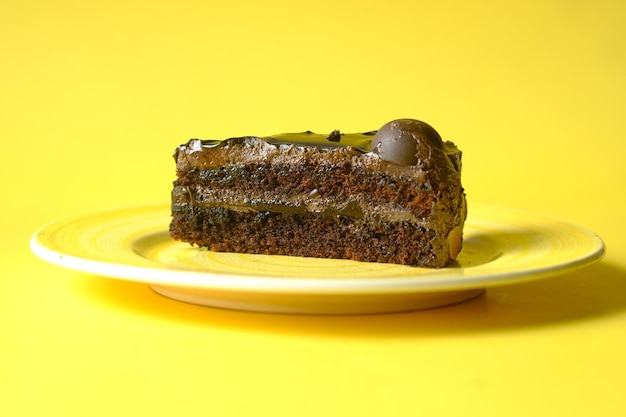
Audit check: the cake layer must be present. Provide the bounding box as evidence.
[174,134,462,175]
[170,206,449,267]
[171,164,442,222]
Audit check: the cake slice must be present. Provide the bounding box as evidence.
[169,119,466,267]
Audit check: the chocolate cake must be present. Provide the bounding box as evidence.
[169,119,466,268]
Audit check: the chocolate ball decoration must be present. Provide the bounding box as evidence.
[370,119,445,166]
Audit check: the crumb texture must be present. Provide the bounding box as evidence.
[170,206,443,267]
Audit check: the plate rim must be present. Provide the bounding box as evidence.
[30,202,605,295]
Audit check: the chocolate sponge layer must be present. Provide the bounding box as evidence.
[170,206,440,267]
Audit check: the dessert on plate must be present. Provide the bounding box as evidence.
[169,119,466,268]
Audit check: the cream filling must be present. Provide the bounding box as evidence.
[172,184,446,227]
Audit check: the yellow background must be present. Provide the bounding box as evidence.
[2,0,626,416]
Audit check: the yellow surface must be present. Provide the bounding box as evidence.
[1,0,625,416]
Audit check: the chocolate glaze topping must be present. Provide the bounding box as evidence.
[182,119,459,170]
[191,131,376,152]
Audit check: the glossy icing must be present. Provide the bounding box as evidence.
[194,130,376,153]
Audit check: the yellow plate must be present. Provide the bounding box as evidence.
[30,203,605,314]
